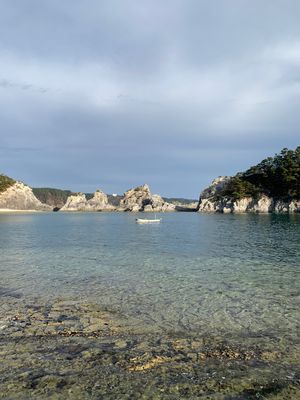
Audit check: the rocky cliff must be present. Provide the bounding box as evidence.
[60,190,115,211]
[0,182,51,211]
[119,184,175,212]
[87,190,115,211]
[198,177,300,213]
[200,176,231,200]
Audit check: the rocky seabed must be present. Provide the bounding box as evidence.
[0,293,299,399]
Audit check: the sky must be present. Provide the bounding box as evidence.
[0,1,300,198]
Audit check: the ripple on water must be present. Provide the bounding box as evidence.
[0,212,299,398]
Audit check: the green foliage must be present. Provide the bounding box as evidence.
[0,174,15,193]
[32,188,73,207]
[163,197,197,205]
[221,146,300,200]
[221,177,259,200]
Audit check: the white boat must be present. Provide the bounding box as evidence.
[136,216,161,224]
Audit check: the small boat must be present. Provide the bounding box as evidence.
[136,215,161,224]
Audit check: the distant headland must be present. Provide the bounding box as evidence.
[1,146,299,213]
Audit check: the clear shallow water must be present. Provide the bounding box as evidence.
[1,212,300,398]
[1,212,299,340]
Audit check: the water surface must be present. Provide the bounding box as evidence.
[0,212,299,398]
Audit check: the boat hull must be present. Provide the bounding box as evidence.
[136,218,161,224]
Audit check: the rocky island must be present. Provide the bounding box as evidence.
[198,147,300,213]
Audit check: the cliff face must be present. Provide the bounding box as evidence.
[0,182,51,211]
[198,177,300,213]
[119,184,175,212]
[60,190,115,211]
[60,193,88,211]
[200,176,231,200]
[86,190,115,211]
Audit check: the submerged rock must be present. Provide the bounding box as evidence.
[0,182,51,211]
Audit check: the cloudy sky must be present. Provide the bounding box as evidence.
[0,1,299,197]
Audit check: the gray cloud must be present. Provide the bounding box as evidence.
[0,1,299,197]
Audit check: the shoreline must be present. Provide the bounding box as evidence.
[0,209,46,213]
[1,209,300,214]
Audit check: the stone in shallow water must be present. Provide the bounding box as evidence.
[1,296,299,399]
[114,339,128,350]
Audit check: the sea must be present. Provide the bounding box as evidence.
[0,211,299,398]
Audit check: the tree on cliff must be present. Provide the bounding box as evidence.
[221,146,300,200]
[0,174,15,194]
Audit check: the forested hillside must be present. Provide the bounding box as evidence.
[220,147,300,200]
[32,188,73,208]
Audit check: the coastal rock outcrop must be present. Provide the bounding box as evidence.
[87,190,115,211]
[198,178,299,214]
[119,184,151,212]
[274,199,300,213]
[200,176,231,200]
[119,184,175,212]
[60,190,115,211]
[198,147,300,214]
[60,193,88,211]
[0,182,51,211]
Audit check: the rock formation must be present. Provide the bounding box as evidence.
[198,177,300,213]
[60,193,88,211]
[119,184,175,212]
[60,190,115,211]
[200,176,231,200]
[0,182,51,211]
[87,190,115,211]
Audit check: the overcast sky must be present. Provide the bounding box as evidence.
[0,1,299,197]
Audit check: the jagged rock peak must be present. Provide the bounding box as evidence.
[60,193,87,211]
[200,176,231,200]
[119,184,175,212]
[87,189,115,211]
[88,189,108,207]
[60,189,115,211]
